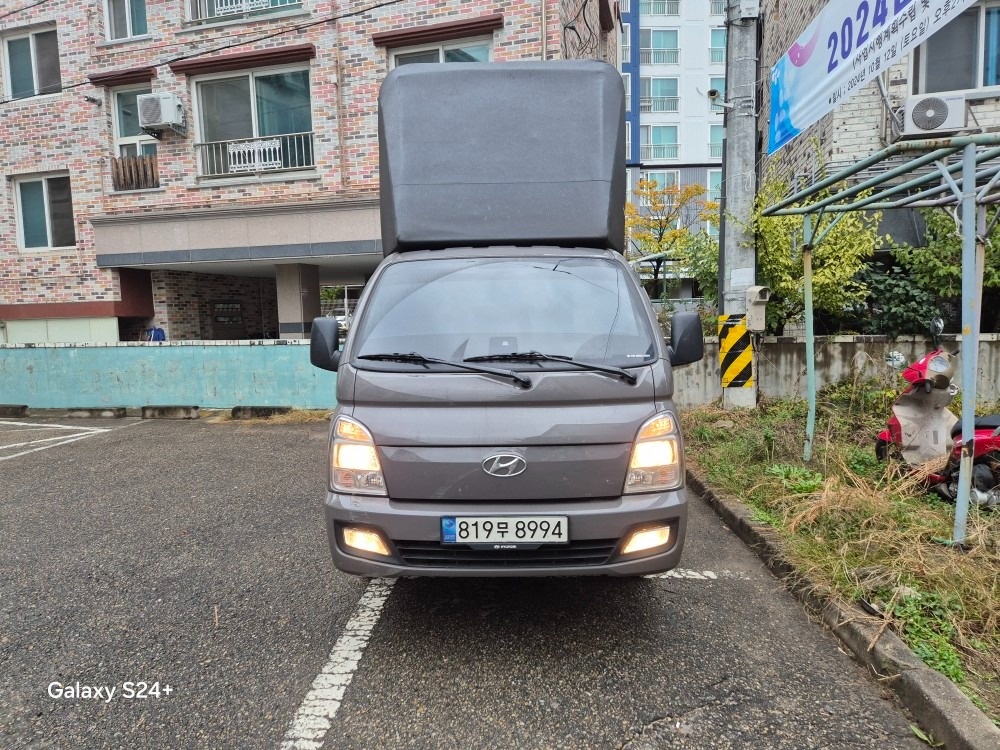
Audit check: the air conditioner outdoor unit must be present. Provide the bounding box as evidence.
[137,93,184,130]
[902,94,966,137]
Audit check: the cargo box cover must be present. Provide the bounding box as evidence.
[378,61,626,256]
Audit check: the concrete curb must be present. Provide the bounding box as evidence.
[687,469,1000,750]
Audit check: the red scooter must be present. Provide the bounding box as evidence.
[877,330,1000,508]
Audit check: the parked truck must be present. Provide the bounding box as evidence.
[309,61,704,576]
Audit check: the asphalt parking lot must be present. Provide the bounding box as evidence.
[0,417,924,749]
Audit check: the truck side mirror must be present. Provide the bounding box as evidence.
[310,317,341,371]
[668,311,704,366]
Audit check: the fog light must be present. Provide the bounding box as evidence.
[342,526,391,557]
[621,525,671,555]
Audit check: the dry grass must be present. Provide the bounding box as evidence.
[683,395,1000,720]
[204,409,332,425]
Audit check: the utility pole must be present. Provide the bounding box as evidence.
[718,0,760,409]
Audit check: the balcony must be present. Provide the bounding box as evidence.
[640,0,680,15]
[640,96,679,113]
[711,48,725,64]
[622,45,631,63]
[111,154,159,192]
[711,0,726,13]
[640,144,679,160]
[625,94,631,111]
[640,49,679,65]
[711,99,726,113]
[709,142,723,158]
[189,0,301,23]
[709,189,722,203]
[621,0,630,10]
[195,132,314,178]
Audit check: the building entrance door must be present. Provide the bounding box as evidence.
[212,301,246,339]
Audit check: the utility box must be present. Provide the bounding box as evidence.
[745,285,770,332]
[377,61,626,256]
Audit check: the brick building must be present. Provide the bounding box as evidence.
[0,0,617,343]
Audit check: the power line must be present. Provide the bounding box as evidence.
[0,0,50,23]
[0,0,405,107]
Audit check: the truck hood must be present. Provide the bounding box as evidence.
[341,365,659,501]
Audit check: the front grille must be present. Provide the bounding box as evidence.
[394,539,618,569]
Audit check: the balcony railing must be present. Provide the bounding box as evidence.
[640,96,679,113]
[190,0,301,22]
[111,154,159,191]
[196,132,314,177]
[710,48,725,64]
[640,49,679,64]
[625,94,631,111]
[640,144,679,160]
[709,142,723,158]
[711,0,726,13]
[709,189,722,203]
[640,0,680,14]
[711,98,726,113]
[620,0,630,10]
[622,45,631,63]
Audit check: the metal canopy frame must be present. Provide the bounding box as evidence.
[762,133,1000,545]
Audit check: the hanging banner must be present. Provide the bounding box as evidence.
[768,0,978,154]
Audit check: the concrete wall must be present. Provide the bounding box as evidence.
[674,334,1000,408]
[0,341,336,410]
[3,335,996,411]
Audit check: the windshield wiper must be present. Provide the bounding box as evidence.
[464,351,638,385]
[358,352,532,388]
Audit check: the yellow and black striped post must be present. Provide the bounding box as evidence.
[718,314,753,388]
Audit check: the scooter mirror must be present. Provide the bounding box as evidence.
[930,317,944,335]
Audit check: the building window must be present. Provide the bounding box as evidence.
[114,88,158,157]
[621,23,631,64]
[640,29,679,65]
[710,29,726,64]
[639,170,679,209]
[640,0,680,15]
[3,28,61,99]
[392,39,491,66]
[709,124,724,159]
[913,4,1000,94]
[711,0,726,14]
[15,174,76,249]
[194,66,313,178]
[640,77,679,113]
[189,0,302,24]
[640,125,678,160]
[710,76,726,112]
[106,0,147,40]
[623,72,631,111]
[111,88,159,191]
[625,120,632,160]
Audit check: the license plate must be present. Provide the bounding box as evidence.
[441,516,569,544]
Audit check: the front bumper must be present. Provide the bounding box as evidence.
[323,490,688,577]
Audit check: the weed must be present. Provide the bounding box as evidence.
[765,464,825,494]
[682,387,1000,721]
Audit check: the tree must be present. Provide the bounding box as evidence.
[625,178,718,300]
[748,163,884,332]
[892,208,1000,332]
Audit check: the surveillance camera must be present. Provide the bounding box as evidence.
[707,89,721,99]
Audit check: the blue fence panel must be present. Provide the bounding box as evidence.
[0,342,337,409]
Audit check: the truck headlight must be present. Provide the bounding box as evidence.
[623,413,683,494]
[331,416,387,495]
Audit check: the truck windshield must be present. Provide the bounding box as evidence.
[352,256,657,368]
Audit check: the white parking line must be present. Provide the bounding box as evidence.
[281,579,396,750]
[0,420,145,462]
[646,568,753,580]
